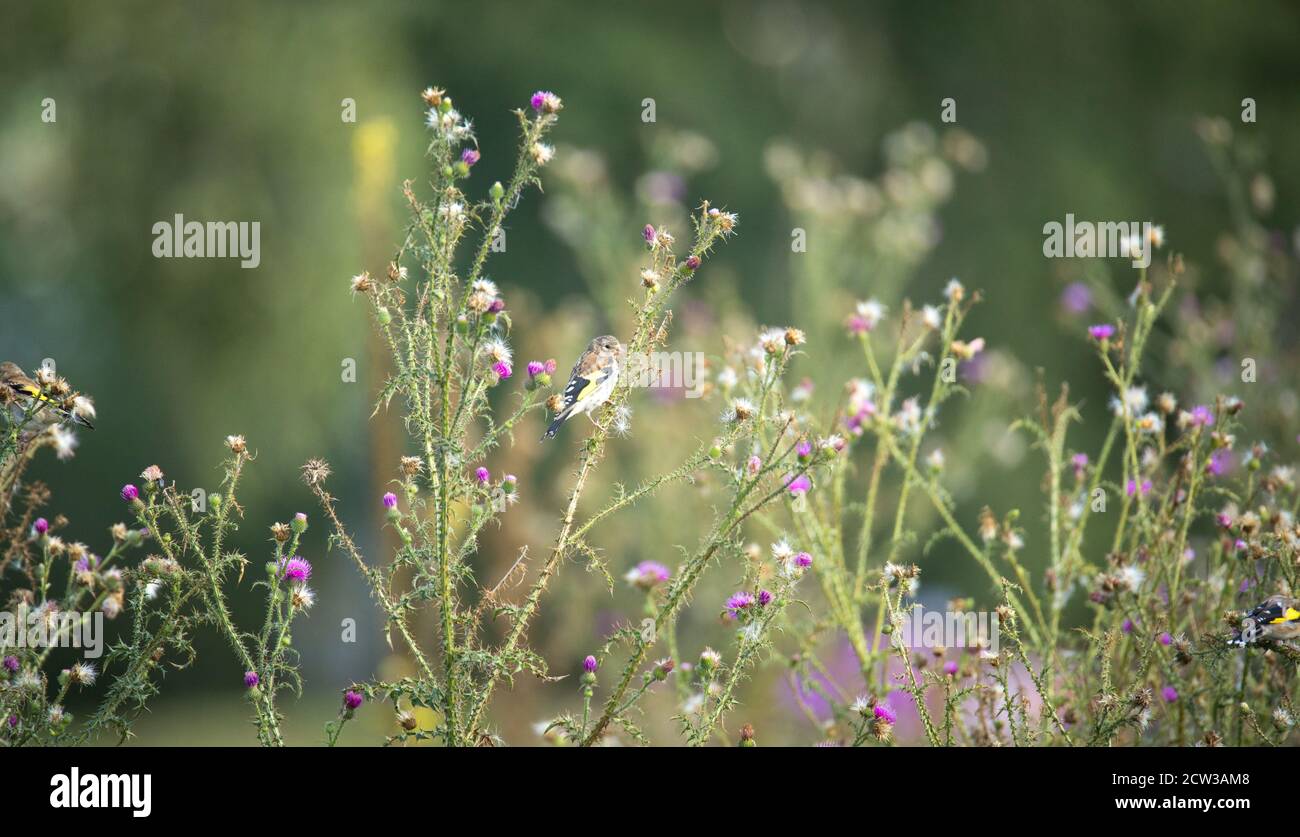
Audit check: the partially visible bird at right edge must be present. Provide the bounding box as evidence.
[1229,594,1300,647]
[1,361,96,430]
[541,335,621,441]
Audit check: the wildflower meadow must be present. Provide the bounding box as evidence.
[2,4,1299,765]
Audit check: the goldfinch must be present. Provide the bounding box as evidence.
[1,362,95,430]
[1229,595,1300,647]
[541,335,621,441]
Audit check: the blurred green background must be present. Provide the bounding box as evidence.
[2,0,1298,744]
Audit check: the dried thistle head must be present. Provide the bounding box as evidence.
[301,458,332,486]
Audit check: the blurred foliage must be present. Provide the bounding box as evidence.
[1,1,1298,744]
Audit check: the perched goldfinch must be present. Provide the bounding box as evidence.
[1,361,95,430]
[541,335,621,441]
[1229,595,1300,647]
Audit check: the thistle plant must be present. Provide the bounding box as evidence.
[306,85,758,746]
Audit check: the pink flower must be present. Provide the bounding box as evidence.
[494,361,512,379]
[1188,405,1215,427]
[1088,324,1115,341]
[785,474,811,497]
[279,556,312,583]
[626,561,671,590]
[475,467,490,484]
[726,591,755,616]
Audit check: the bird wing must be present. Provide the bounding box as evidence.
[1245,598,1300,625]
[560,373,592,409]
[1270,606,1300,624]
[6,379,58,406]
[561,364,615,410]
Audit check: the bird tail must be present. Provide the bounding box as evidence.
[541,408,571,441]
[70,410,95,430]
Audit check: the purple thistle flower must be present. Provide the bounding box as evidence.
[1125,479,1152,497]
[873,703,897,725]
[642,224,656,245]
[1158,632,1173,646]
[2,656,18,673]
[746,455,762,475]
[5,715,15,729]
[582,655,598,674]
[757,589,773,606]
[726,591,756,614]
[487,298,505,313]
[1206,450,1231,477]
[1060,282,1092,314]
[1121,618,1134,634]
[1234,539,1248,552]
[280,556,311,583]
[1189,405,1215,427]
[793,552,813,568]
[685,255,701,271]
[1088,324,1115,341]
[461,148,480,166]
[121,484,139,502]
[943,660,959,676]
[344,690,364,710]
[796,441,813,461]
[627,560,671,589]
[530,91,549,111]
[243,671,259,688]
[382,492,398,509]
[1161,685,1178,703]
[785,473,811,497]
[33,517,48,535]
[494,361,512,379]
[475,467,490,484]
[544,358,558,375]
[527,360,545,377]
